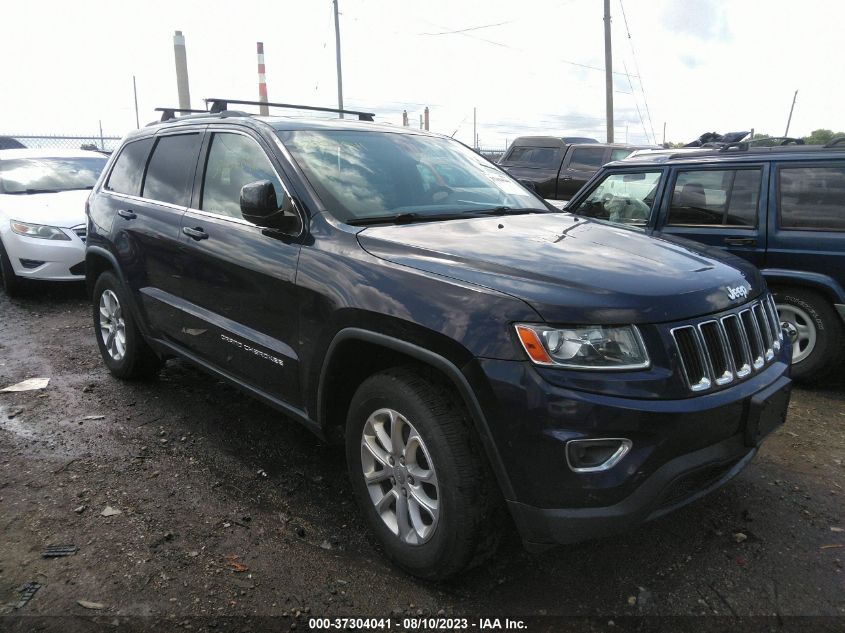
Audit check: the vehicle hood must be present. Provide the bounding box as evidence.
[357,214,764,324]
[0,189,89,228]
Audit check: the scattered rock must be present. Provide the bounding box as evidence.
[77,600,105,610]
[320,540,332,550]
[734,532,748,543]
[627,595,637,606]
[1,378,49,392]
[100,506,122,517]
[73,505,86,514]
[831,527,844,533]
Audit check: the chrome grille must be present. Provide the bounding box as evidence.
[672,295,783,392]
[72,226,87,242]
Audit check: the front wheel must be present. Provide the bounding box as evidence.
[346,367,500,579]
[92,271,163,380]
[774,286,844,382]
[0,237,22,296]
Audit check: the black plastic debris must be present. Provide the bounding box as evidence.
[43,545,78,558]
[15,582,41,609]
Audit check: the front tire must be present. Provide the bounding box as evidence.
[346,367,500,579]
[774,286,844,382]
[92,271,163,380]
[0,237,22,297]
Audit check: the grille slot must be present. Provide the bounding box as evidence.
[672,295,780,392]
[671,326,710,391]
[699,321,732,385]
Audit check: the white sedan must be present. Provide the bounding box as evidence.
[0,148,108,295]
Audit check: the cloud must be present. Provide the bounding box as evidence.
[661,0,732,41]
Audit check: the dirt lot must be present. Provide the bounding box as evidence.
[1,283,844,630]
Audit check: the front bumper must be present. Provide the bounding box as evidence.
[2,228,86,281]
[470,348,792,548]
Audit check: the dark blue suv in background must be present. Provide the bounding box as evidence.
[566,141,845,382]
[85,100,791,579]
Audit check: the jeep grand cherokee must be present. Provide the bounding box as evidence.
[85,101,791,579]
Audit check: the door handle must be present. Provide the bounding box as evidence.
[724,237,756,246]
[182,226,209,241]
[117,209,137,220]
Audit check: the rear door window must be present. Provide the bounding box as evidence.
[610,148,634,162]
[106,138,154,196]
[778,164,845,230]
[569,147,606,171]
[503,146,562,168]
[142,133,203,207]
[667,168,761,227]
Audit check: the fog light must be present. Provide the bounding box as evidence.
[19,258,45,269]
[566,438,632,472]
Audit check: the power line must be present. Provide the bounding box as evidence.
[621,60,650,143]
[618,0,657,143]
[421,20,515,36]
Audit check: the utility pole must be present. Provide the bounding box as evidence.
[784,89,798,137]
[603,0,614,143]
[662,121,666,145]
[473,107,477,149]
[133,75,140,129]
[333,0,344,118]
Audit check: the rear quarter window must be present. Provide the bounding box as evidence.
[106,138,154,196]
[778,164,845,231]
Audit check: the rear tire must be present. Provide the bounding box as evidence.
[92,271,163,380]
[773,286,844,382]
[0,237,22,297]
[345,366,501,580]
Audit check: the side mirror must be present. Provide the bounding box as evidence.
[240,180,302,235]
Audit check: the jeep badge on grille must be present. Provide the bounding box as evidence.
[726,284,750,301]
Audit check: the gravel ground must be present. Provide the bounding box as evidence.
[0,282,843,629]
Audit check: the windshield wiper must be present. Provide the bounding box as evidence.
[5,188,62,195]
[347,212,475,226]
[474,206,551,216]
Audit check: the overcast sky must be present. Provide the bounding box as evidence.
[1,0,843,148]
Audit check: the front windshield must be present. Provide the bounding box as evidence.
[0,157,107,194]
[568,171,662,227]
[278,129,547,222]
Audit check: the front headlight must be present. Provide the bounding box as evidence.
[515,323,649,369]
[10,220,71,241]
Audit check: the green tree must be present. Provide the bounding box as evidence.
[803,129,845,145]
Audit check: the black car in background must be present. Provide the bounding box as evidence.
[565,140,845,381]
[498,136,655,201]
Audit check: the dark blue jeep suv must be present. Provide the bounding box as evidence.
[565,141,845,381]
[85,101,791,578]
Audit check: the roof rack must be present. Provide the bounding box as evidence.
[154,107,209,122]
[205,98,375,122]
[824,136,845,148]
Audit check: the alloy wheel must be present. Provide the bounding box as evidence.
[99,289,127,361]
[360,408,440,545]
[777,302,817,363]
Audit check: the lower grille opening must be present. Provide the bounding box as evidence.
[69,262,86,276]
[19,258,45,269]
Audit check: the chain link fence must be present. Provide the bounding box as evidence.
[0,133,123,153]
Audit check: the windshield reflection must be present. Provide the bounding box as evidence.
[277,129,546,222]
[0,157,108,194]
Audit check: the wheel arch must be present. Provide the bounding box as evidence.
[317,328,516,500]
[763,268,845,307]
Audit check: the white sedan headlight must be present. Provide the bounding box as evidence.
[10,220,71,241]
[515,324,649,369]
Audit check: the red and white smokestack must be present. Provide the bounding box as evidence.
[257,42,269,116]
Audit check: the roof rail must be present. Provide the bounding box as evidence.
[154,107,209,122]
[205,98,376,122]
[718,141,749,152]
[824,136,845,148]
